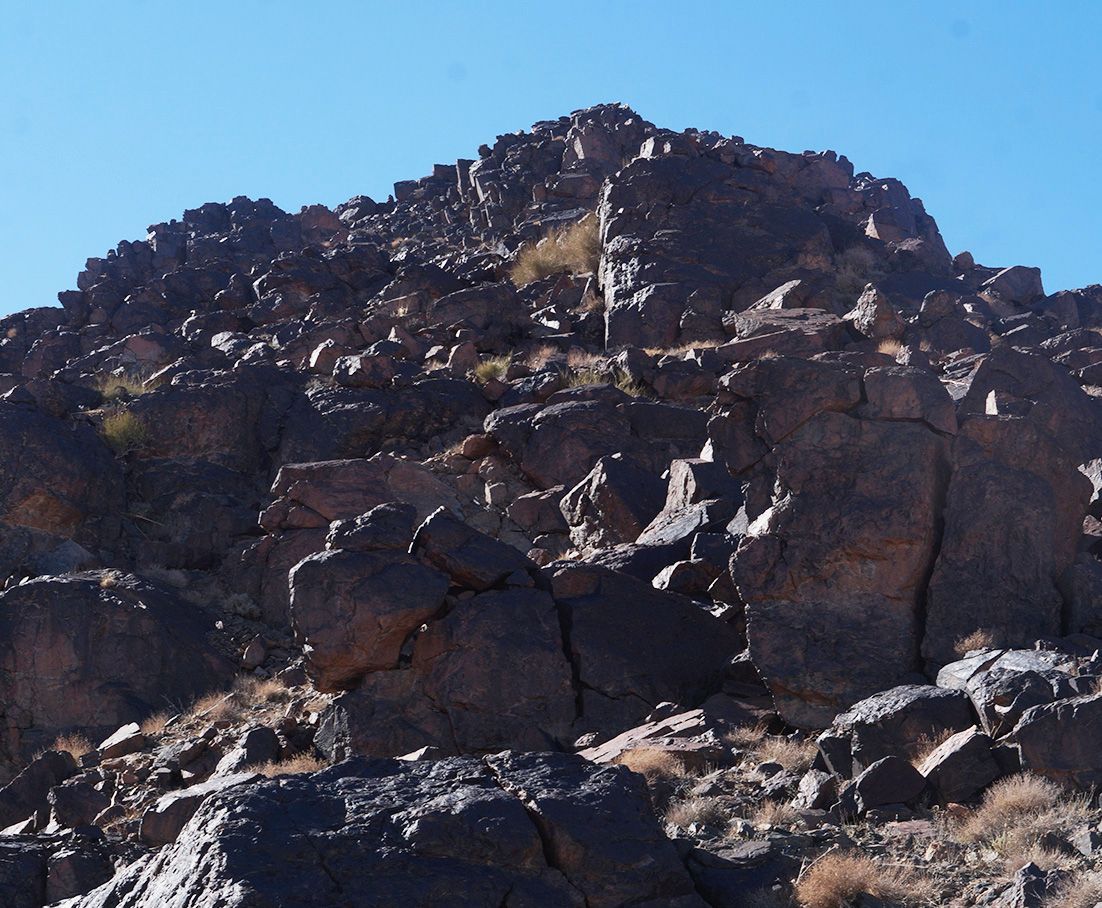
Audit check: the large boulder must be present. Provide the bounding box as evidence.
[1007,693,1102,789]
[549,563,741,732]
[0,404,123,559]
[559,454,666,552]
[0,572,232,781]
[289,548,449,692]
[732,409,951,727]
[66,754,705,908]
[922,416,1091,665]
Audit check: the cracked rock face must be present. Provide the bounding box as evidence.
[63,753,704,908]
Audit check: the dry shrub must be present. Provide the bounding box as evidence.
[525,344,559,370]
[725,723,769,750]
[751,799,800,828]
[96,370,158,401]
[954,628,997,657]
[755,736,818,773]
[473,354,511,384]
[140,711,171,737]
[51,733,93,760]
[665,795,728,830]
[617,748,691,783]
[1045,871,1102,908]
[876,338,903,357]
[233,675,290,706]
[101,409,149,455]
[561,366,646,397]
[906,727,957,767]
[252,752,327,777]
[566,349,602,370]
[794,851,932,908]
[954,773,1089,867]
[510,216,600,286]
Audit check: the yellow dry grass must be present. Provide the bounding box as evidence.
[794,851,933,908]
[473,354,511,384]
[953,773,1089,869]
[51,733,93,760]
[251,752,327,777]
[510,216,600,286]
[953,628,997,657]
[665,795,728,830]
[101,409,149,455]
[616,747,691,782]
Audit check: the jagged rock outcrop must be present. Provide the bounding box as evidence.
[0,101,1101,905]
[63,754,704,908]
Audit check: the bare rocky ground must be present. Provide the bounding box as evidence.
[1,104,1102,905]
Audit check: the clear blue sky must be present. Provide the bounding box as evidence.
[1,1,1099,317]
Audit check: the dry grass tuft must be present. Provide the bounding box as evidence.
[251,752,327,777]
[101,409,149,455]
[751,799,800,828]
[876,338,903,357]
[525,344,559,370]
[1044,871,1102,908]
[725,723,770,750]
[755,736,818,773]
[510,216,600,287]
[954,628,997,657]
[473,354,511,384]
[906,727,958,768]
[51,733,93,760]
[665,795,728,830]
[96,371,158,401]
[953,773,1089,868]
[794,851,932,908]
[140,711,171,737]
[560,366,647,397]
[187,676,290,724]
[617,748,691,783]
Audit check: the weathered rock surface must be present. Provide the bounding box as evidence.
[65,754,704,908]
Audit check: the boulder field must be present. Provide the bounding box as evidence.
[0,104,1101,905]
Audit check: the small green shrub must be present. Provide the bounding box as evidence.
[101,410,149,455]
[96,370,158,401]
[473,354,511,384]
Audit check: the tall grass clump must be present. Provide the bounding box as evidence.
[101,410,149,455]
[510,215,600,286]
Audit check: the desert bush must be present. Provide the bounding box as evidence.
[954,773,1089,867]
[560,366,646,397]
[510,216,600,286]
[725,723,770,750]
[953,628,997,657]
[905,727,957,767]
[876,338,903,357]
[96,370,158,401]
[665,795,728,830]
[751,799,800,828]
[794,851,932,908]
[473,354,511,384]
[525,344,559,370]
[1044,871,1102,908]
[51,733,93,760]
[140,711,171,737]
[755,736,818,773]
[251,752,327,777]
[101,409,149,455]
[617,748,691,782]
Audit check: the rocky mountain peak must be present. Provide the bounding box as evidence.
[0,105,1101,906]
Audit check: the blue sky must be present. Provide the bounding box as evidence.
[1,1,1099,317]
